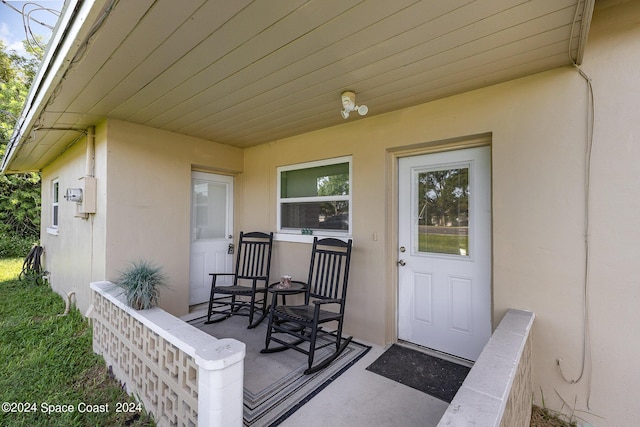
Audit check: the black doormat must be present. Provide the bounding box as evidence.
[365,344,470,403]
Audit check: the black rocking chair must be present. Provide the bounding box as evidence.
[205,231,273,328]
[261,237,353,374]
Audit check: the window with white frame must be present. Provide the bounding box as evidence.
[52,180,59,228]
[277,156,352,236]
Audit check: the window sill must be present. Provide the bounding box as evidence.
[274,232,351,244]
[46,227,59,236]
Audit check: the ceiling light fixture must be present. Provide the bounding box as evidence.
[340,91,368,119]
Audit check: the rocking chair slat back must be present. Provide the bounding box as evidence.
[237,232,272,279]
[261,236,354,374]
[307,238,352,303]
[206,231,273,328]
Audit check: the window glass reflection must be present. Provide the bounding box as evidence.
[417,167,469,256]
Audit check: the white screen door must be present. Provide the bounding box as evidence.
[398,146,491,361]
[189,172,234,305]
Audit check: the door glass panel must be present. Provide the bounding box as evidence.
[192,179,227,240]
[416,166,469,256]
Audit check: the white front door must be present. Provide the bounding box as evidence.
[189,172,234,306]
[398,146,491,361]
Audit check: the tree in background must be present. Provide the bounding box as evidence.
[418,168,469,227]
[317,172,349,220]
[0,40,43,257]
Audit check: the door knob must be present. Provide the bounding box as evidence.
[398,259,406,266]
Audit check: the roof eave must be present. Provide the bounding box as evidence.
[1,0,110,174]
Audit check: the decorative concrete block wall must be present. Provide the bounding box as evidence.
[438,309,535,427]
[498,330,532,427]
[90,282,245,427]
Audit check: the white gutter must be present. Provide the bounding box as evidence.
[576,0,595,65]
[1,0,110,173]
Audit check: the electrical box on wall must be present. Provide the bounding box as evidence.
[74,176,96,218]
[64,188,83,202]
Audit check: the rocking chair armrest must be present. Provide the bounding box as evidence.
[209,272,236,286]
[312,298,343,321]
[312,298,342,305]
[237,275,269,281]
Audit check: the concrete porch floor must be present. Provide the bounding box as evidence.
[181,306,449,427]
[278,342,450,427]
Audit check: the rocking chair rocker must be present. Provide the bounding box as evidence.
[261,237,353,374]
[205,231,273,328]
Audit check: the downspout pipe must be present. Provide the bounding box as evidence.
[86,126,95,177]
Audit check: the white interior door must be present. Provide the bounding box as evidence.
[189,172,234,305]
[398,146,491,361]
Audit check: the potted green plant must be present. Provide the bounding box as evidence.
[116,260,167,310]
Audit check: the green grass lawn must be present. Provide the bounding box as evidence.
[0,258,155,427]
[418,233,469,255]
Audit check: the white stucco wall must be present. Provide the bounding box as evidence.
[241,67,592,417]
[40,119,243,317]
[37,1,639,425]
[40,121,108,313]
[238,3,640,425]
[572,1,640,424]
[102,119,244,316]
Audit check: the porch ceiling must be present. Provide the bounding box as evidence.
[3,0,594,173]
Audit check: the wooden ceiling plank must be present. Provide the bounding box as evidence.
[159,0,507,133]
[68,0,202,113]
[365,42,571,108]
[190,14,574,140]
[40,0,156,131]
[23,129,83,172]
[80,0,209,115]
[14,0,589,166]
[146,0,418,130]
[171,0,513,135]
[141,0,364,128]
[165,0,476,134]
[112,0,310,121]
[388,2,577,72]
[209,33,570,143]
[93,0,253,118]
[369,53,571,118]
[341,15,576,97]
[174,0,576,138]
[231,52,572,146]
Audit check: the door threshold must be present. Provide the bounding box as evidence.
[397,340,474,368]
[180,303,209,322]
[189,302,208,313]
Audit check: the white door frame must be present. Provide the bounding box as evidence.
[389,138,493,359]
[189,171,234,306]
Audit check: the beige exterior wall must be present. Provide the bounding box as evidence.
[103,119,244,316]
[41,119,243,317]
[38,2,639,425]
[575,1,640,425]
[40,121,108,313]
[241,65,590,408]
[238,3,640,425]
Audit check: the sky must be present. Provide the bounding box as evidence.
[0,0,64,57]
